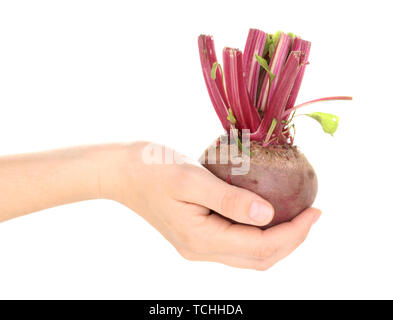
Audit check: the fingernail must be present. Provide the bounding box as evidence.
[312,211,322,225]
[249,201,273,225]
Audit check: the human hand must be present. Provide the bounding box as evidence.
[101,142,321,270]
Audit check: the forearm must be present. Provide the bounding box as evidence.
[0,143,126,222]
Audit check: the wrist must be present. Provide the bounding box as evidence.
[90,143,129,201]
[95,142,148,203]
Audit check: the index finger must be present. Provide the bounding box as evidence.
[260,208,322,261]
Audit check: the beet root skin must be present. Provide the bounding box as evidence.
[200,137,318,228]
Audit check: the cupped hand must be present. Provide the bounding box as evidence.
[102,142,321,270]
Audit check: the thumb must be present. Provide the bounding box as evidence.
[189,168,274,226]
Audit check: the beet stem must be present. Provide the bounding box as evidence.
[283,96,353,117]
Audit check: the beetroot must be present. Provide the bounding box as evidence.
[198,29,351,227]
[200,137,317,228]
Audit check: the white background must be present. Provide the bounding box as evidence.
[0,0,391,299]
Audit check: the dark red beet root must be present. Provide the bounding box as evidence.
[200,136,318,228]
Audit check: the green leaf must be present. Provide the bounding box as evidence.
[237,138,254,157]
[262,31,282,58]
[305,112,339,136]
[229,127,254,157]
[272,31,282,47]
[268,44,275,58]
[227,108,236,125]
[255,54,276,83]
[262,35,273,57]
[288,32,296,39]
[287,110,296,124]
[282,110,297,126]
[264,118,277,144]
[211,62,219,80]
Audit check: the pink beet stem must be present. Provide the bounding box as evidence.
[257,33,292,111]
[223,47,260,132]
[283,96,353,117]
[198,35,230,131]
[243,29,267,106]
[284,38,311,121]
[251,51,304,141]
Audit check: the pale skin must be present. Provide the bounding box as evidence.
[0,141,321,270]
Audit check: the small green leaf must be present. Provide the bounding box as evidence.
[211,62,219,80]
[237,138,254,157]
[262,31,282,58]
[287,110,296,124]
[227,108,237,125]
[282,110,297,126]
[305,112,339,136]
[272,31,282,47]
[255,54,276,83]
[268,43,275,58]
[229,127,254,157]
[264,118,277,144]
[262,35,273,57]
[288,32,296,39]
